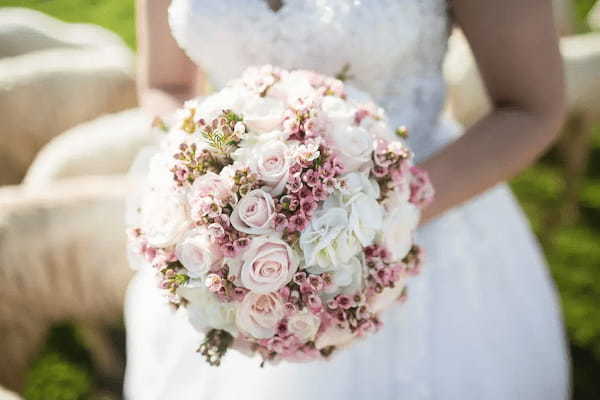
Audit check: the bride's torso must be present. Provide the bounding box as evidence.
[168,0,454,158]
[127,4,572,398]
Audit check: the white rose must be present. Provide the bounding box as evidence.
[269,72,318,105]
[328,124,373,173]
[178,284,237,335]
[241,96,285,132]
[287,310,321,342]
[240,236,298,293]
[380,201,420,261]
[195,95,223,122]
[321,97,374,172]
[230,189,276,234]
[321,96,355,125]
[141,188,190,248]
[175,228,223,278]
[236,292,285,339]
[145,153,176,189]
[362,117,394,142]
[232,130,289,165]
[300,207,361,271]
[196,86,251,122]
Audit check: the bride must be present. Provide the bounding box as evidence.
[125,0,570,398]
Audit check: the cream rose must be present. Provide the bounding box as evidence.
[348,195,384,247]
[175,228,223,278]
[240,236,298,293]
[178,284,237,335]
[368,270,409,313]
[315,325,356,350]
[287,310,321,342]
[231,189,275,234]
[380,201,420,261]
[236,292,285,339]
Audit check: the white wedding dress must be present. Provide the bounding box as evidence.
[124,1,570,399]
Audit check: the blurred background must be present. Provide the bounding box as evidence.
[0,0,598,399]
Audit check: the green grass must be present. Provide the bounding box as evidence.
[574,0,598,32]
[23,324,94,400]
[2,0,600,398]
[0,0,135,47]
[510,122,600,399]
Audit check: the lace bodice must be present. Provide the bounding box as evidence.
[169,0,452,158]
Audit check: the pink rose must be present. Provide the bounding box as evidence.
[236,292,285,339]
[287,310,321,342]
[240,236,298,293]
[175,228,223,278]
[231,189,275,234]
[189,172,233,205]
[255,141,290,196]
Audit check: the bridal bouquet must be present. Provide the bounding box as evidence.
[128,66,433,366]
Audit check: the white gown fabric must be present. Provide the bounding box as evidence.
[124,1,570,399]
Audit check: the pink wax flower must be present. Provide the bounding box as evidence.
[289,162,303,176]
[289,212,309,231]
[300,199,318,216]
[409,166,435,208]
[273,213,289,232]
[286,175,303,193]
[298,186,314,201]
[302,169,319,187]
[307,294,323,313]
[336,295,354,310]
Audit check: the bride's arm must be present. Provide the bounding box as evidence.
[420,0,566,223]
[136,0,203,117]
